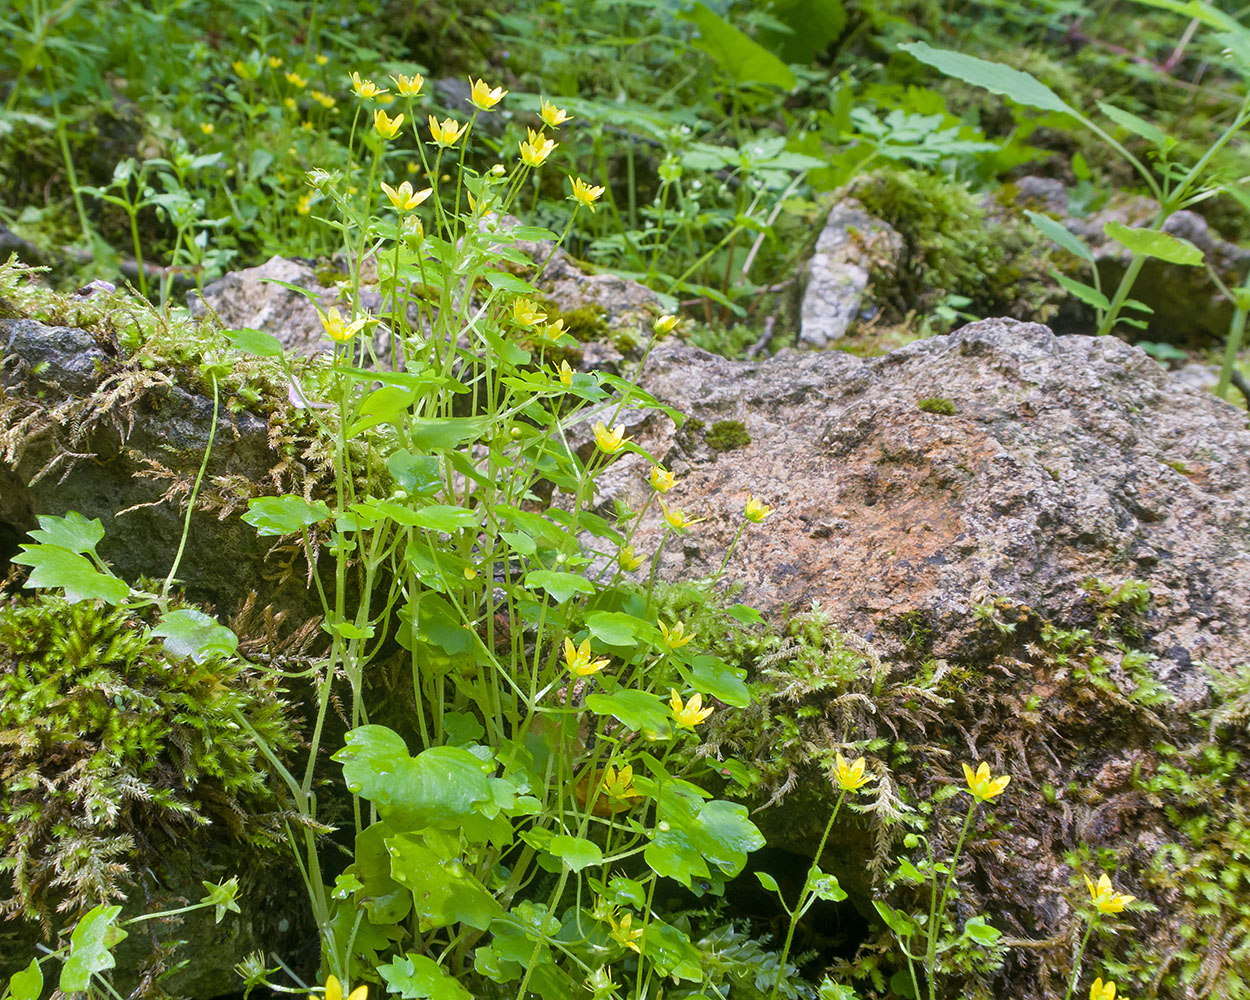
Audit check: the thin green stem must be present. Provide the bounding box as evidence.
[162,372,218,599]
[926,801,978,999]
[1062,919,1098,1000]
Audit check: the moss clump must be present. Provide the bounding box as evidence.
[0,594,296,933]
[917,396,957,415]
[847,167,1058,331]
[706,419,752,452]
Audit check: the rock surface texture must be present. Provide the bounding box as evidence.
[798,199,903,348]
[595,318,1250,996]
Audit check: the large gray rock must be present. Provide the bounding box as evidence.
[590,318,1250,997]
[798,199,903,348]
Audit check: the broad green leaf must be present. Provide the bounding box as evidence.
[585,611,648,646]
[60,905,127,991]
[1053,272,1112,312]
[684,655,750,707]
[642,919,703,982]
[758,0,846,64]
[873,899,914,938]
[334,726,493,828]
[756,871,781,893]
[1103,220,1204,266]
[962,915,1002,945]
[547,835,603,872]
[349,385,418,436]
[1096,102,1168,148]
[500,531,536,556]
[681,2,798,90]
[409,592,475,653]
[243,495,331,535]
[1024,210,1095,265]
[690,799,765,875]
[228,327,284,357]
[9,959,42,1000]
[387,834,502,929]
[388,451,443,495]
[153,609,239,664]
[412,505,479,532]
[726,603,764,625]
[12,545,129,604]
[483,270,538,295]
[586,689,671,736]
[379,954,474,1000]
[525,570,594,603]
[898,42,1076,116]
[29,511,105,554]
[807,870,847,902]
[410,417,490,451]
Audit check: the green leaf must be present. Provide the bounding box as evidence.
[410,417,490,451]
[228,327,284,357]
[60,905,127,991]
[1096,102,1168,148]
[483,270,538,295]
[243,495,331,535]
[379,954,474,1000]
[1024,210,1095,265]
[684,655,750,707]
[726,603,764,625]
[29,511,105,554]
[348,385,418,437]
[1053,272,1112,312]
[525,570,594,603]
[334,726,494,829]
[412,505,479,532]
[873,899,914,938]
[585,611,648,646]
[818,980,860,1000]
[387,834,502,929]
[388,451,443,495]
[758,0,846,64]
[547,835,603,872]
[153,609,239,664]
[1103,220,1204,266]
[408,592,475,654]
[756,871,781,893]
[962,915,1002,945]
[898,42,1076,116]
[586,689,671,736]
[9,959,42,1000]
[681,2,797,90]
[12,545,129,604]
[642,919,703,982]
[806,869,847,902]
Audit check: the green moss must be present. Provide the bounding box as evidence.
[706,419,751,452]
[846,167,1059,333]
[917,396,957,415]
[0,594,296,932]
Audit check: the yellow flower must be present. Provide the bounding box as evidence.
[659,620,695,650]
[593,421,629,455]
[606,910,644,953]
[569,176,605,211]
[315,53,329,66]
[649,465,676,494]
[558,360,573,386]
[391,72,424,96]
[833,753,872,792]
[377,93,394,106]
[284,97,298,111]
[428,114,468,148]
[296,192,315,215]
[602,764,640,803]
[659,500,705,531]
[301,120,315,132]
[315,976,367,1000]
[653,314,678,335]
[373,108,403,139]
[468,77,507,110]
[540,98,573,128]
[199,122,214,135]
[744,493,772,523]
[1084,873,1136,915]
[285,71,307,89]
[539,318,567,342]
[320,307,368,343]
[618,545,644,571]
[511,297,547,328]
[268,55,283,69]
[463,566,478,580]
[349,72,385,99]
[380,180,432,211]
[564,637,609,677]
[670,689,713,728]
[962,761,1010,802]
[312,90,336,108]
[232,59,252,79]
[519,127,557,168]
[1090,978,1118,1000]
